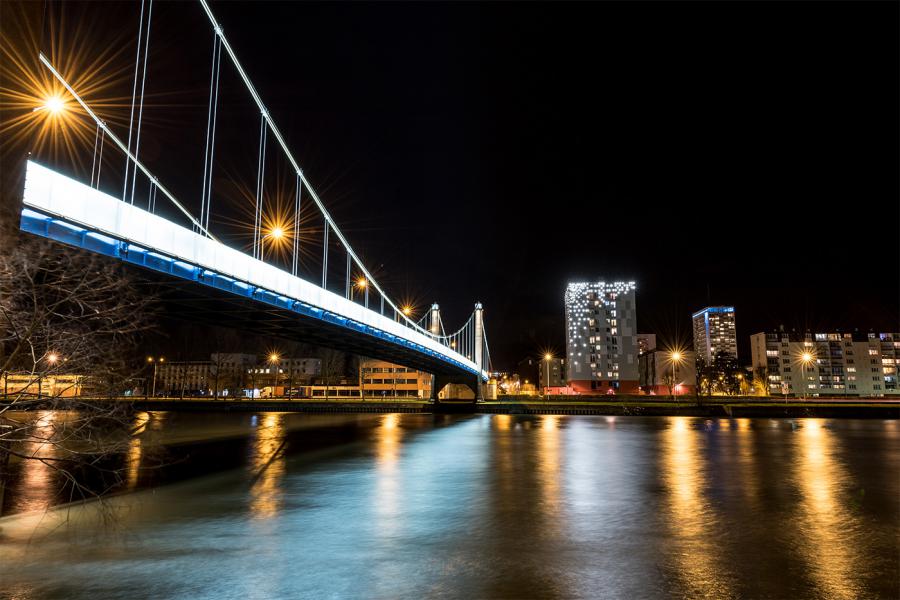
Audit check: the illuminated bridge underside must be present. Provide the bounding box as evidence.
[20,161,485,380]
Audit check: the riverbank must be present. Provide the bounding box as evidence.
[5,396,897,418]
[119,397,900,418]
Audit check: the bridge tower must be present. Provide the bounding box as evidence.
[474,302,484,401]
[429,303,440,336]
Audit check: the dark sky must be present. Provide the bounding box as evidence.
[4,1,898,368]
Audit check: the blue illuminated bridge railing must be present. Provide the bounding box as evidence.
[20,161,487,381]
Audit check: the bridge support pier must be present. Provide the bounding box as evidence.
[432,373,480,413]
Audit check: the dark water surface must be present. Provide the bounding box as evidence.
[1,413,897,599]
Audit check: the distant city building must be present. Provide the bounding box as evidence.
[538,357,565,389]
[360,359,431,399]
[2,373,86,398]
[750,331,900,397]
[639,349,696,396]
[637,333,657,356]
[158,360,212,395]
[210,353,257,392]
[516,357,538,385]
[247,356,321,395]
[692,306,738,364]
[565,281,639,394]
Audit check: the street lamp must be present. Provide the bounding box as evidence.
[268,352,280,398]
[800,351,814,401]
[36,95,65,114]
[670,351,683,400]
[39,352,60,400]
[147,356,164,398]
[543,353,553,395]
[352,277,369,308]
[261,226,284,262]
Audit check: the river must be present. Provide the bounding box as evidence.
[0,412,897,599]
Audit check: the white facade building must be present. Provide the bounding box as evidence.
[750,331,900,397]
[565,281,639,394]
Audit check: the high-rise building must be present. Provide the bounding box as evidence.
[565,281,638,394]
[636,333,657,356]
[750,331,899,397]
[692,306,737,364]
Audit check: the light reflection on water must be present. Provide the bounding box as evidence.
[792,419,865,600]
[0,414,896,599]
[16,411,60,513]
[248,413,286,520]
[660,417,734,599]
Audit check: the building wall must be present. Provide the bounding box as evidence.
[637,333,657,356]
[565,281,639,393]
[158,361,212,394]
[360,359,431,399]
[2,374,85,397]
[750,331,900,397]
[638,349,696,395]
[692,306,738,364]
[538,358,565,389]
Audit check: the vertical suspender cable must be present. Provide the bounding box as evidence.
[204,38,221,233]
[123,0,146,203]
[90,124,99,187]
[95,127,105,189]
[322,224,329,288]
[129,0,153,206]
[200,34,222,234]
[254,115,267,258]
[199,34,216,234]
[345,253,351,299]
[292,173,301,276]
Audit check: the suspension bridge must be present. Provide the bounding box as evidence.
[17,0,492,399]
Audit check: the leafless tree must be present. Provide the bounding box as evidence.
[320,348,345,401]
[0,235,157,515]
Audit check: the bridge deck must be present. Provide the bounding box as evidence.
[20,161,484,380]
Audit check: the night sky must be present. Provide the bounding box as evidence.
[3,1,898,368]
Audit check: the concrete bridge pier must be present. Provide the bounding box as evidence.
[432,373,480,413]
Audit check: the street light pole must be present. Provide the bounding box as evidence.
[544,353,553,396]
[670,351,682,401]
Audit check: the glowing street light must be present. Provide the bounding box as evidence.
[352,277,369,308]
[402,306,412,316]
[670,350,683,400]
[35,95,65,114]
[260,226,285,262]
[800,350,815,400]
[146,356,164,398]
[543,353,553,395]
[46,352,59,365]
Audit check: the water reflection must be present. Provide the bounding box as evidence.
[792,419,865,599]
[374,414,403,537]
[660,417,733,599]
[125,411,150,490]
[248,413,286,519]
[16,411,59,513]
[537,415,562,521]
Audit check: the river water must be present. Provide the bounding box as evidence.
[0,413,897,599]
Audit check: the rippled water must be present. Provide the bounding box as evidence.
[1,414,898,599]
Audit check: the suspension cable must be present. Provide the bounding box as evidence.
[129,0,153,206]
[90,123,99,186]
[123,0,146,203]
[253,114,267,257]
[292,173,301,276]
[39,54,218,239]
[197,0,443,338]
